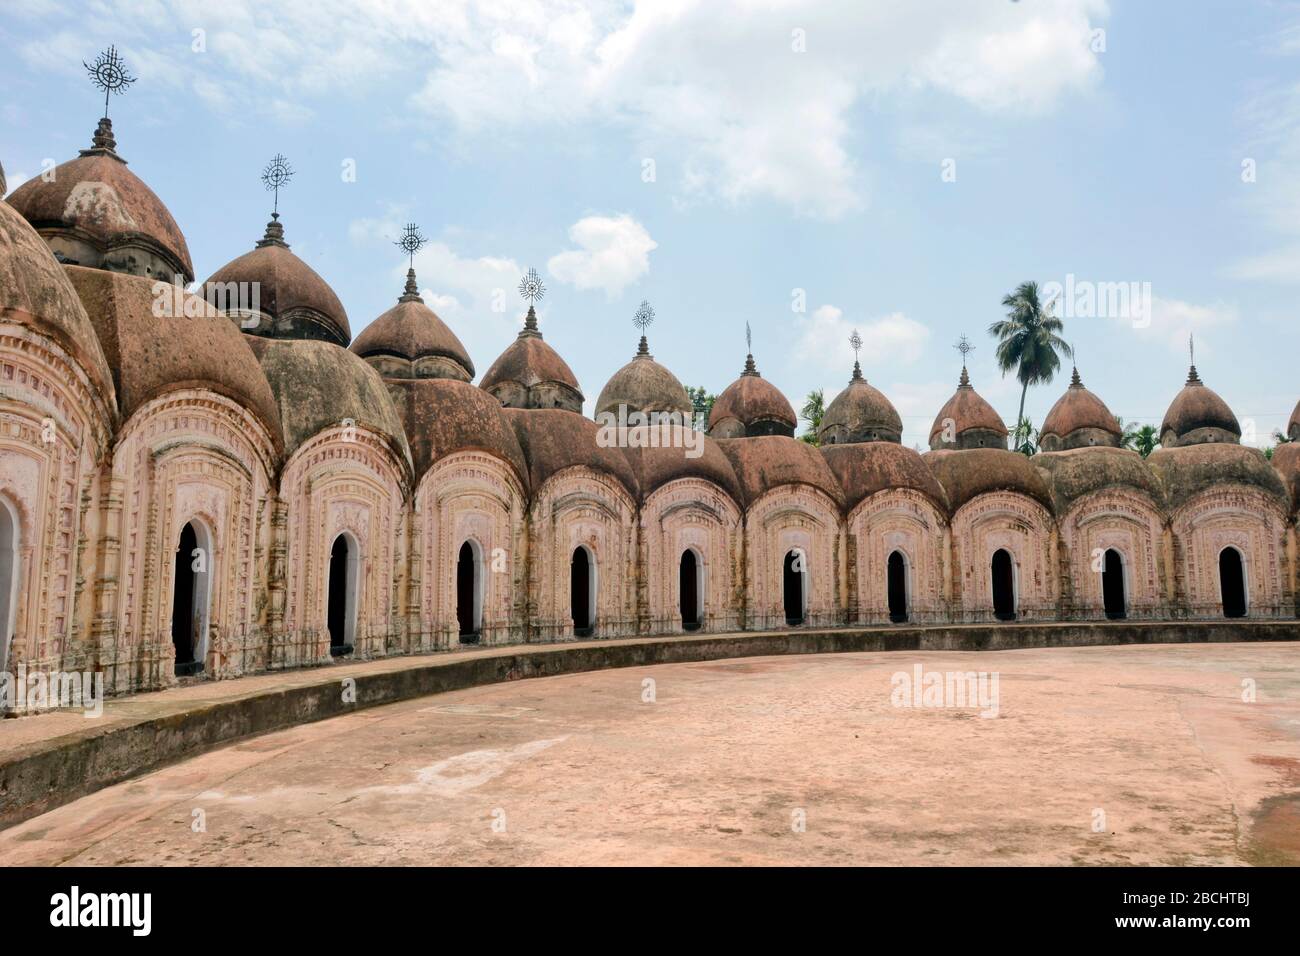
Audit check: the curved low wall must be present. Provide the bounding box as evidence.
[1,619,1297,830]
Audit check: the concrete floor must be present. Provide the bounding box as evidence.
[3,643,1298,866]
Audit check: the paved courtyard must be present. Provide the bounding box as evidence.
[3,643,1298,866]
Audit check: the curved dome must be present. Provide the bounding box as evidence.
[388,377,527,488]
[351,269,473,382]
[622,428,743,504]
[65,266,282,452]
[503,407,639,497]
[1159,365,1239,447]
[0,198,116,407]
[249,337,412,469]
[7,120,193,282]
[819,363,903,445]
[595,334,692,420]
[1040,367,1122,452]
[1146,443,1286,514]
[1033,446,1162,515]
[707,354,796,439]
[821,441,947,513]
[204,216,350,347]
[1286,397,1300,442]
[929,367,1008,451]
[480,306,582,411]
[1,157,7,196]
[1271,442,1300,514]
[715,435,844,509]
[921,448,1053,513]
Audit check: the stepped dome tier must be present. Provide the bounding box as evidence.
[388,377,527,487]
[503,408,639,497]
[351,268,473,382]
[821,441,947,512]
[1039,367,1122,451]
[1033,446,1162,514]
[595,333,692,420]
[929,366,1008,451]
[204,215,350,347]
[716,435,843,508]
[1146,443,1285,513]
[707,353,796,438]
[921,448,1052,512]
[249,336,412,468]
[480,305,582,411]
[66,266,282,450]
[0,196,116,407]
[7,119,193,283]
[819,361,902,445]
[1159,364,1240,447]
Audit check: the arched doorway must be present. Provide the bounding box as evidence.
[887,550,908,623]
[171,520,211,676]
[1102,548,1126,620]
[0,498,18,673]
[1219,547,1247,618]
[679,549,701,631]
[783,549,806,625]
[991,548,1016,621]
[456,541,481,644]
[327,533,358,655]
[571,546,595,637]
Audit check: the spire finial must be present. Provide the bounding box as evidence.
[954,334,974,387]
[394,224,427,302]
[634,299,655,356]
[849,329,864,381]
[261,153,293,218]
[1186,334,1202,384]
[517,268,546,335]
[84,45,135,121]
[742,321,758,375]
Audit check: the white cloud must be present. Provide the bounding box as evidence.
[547,214,656,299]
[1226,244,1300,284]
[1107,295,1239,357]
[795,304,930,372]
[15,0,1110,218]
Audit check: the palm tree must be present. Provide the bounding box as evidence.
[1014,416,1040,456]
[1132,424,1159,458]
[799,389,824,445]
[1116,416,1141,451]
[989,281,1073,449]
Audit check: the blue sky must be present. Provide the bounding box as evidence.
[3,0,1298,448]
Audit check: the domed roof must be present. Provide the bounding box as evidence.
[821,441,947,512]
[921,448,1053,513]
[1146,443,1286,514]
[1271,442,1300,514]
[480,305,582,411]
[707,353,796,438]
[248,336,412,470]
[1159,365,1239,447]
[204,215,350,347]
[1285,397,1300,442]
[350,269,473,381]
[387,377,527,487]
[7,119,193,282]
[1039,367,1122,450]
[65,266,282,453]
[595,333,692,420]
[503,408,639,498]
[621,427,743,504]
[929,366,1008,450]
[1033,446,1162,515]
[819,362,903,444]
[715,435,844,508]
[0,197,116,408]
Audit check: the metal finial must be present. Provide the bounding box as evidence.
[84,46,135,119]
[745,321,752,353]
[394,222,426,270]
[518,268,546,303]
[955,333,974,365]
[634,299,655,332]
[261,154,293,216]
[1188,333,1194,367]
[849,329,862,359]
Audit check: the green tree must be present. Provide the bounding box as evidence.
[1014,416,1040,456]
[1116,416,1141,451]
[799,388,825,445]
[989,281,1073,449]
[1132,424,1159,458]
[686,386,715,431]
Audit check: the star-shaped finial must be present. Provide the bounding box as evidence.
[261,154,294,216]
[394,223,426,269]
[84,46,135,119]
[634,299,655,332]
[518,268,546,304]
[954,333,974,365]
